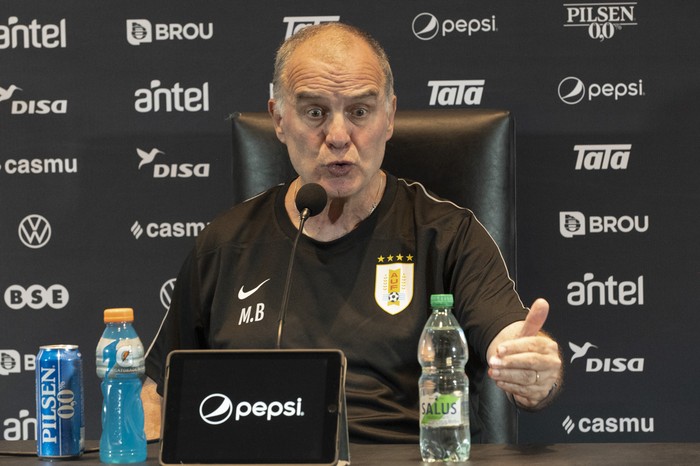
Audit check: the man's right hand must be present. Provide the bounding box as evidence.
[141,377,162,440]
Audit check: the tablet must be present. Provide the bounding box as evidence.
[159,349,346,466]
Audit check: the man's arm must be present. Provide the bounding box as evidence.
[487,298,563,410]
[141,377,162,440]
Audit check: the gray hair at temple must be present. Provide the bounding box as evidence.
[271,22,395,115]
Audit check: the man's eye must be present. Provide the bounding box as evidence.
[351,107,369,118]
[306,108,324,119]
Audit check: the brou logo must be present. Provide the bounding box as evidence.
[412,12,497,41]
[559,211,649,238]
[0,83,67,115]
[569,342,644,373]
[136,147,210,178]
[18,214,51,248]
[282,16,340,39]
[0,17,67,49]
[0,350,35,376]
[428,80,484,106]
[574,144,631,170]
[199,394,304,425]
[558,76,644,105]
[126,19,213,46]
[134,80,209,113]
[563,415,654,434]
[564,2,637,41]
[567,273,644,306]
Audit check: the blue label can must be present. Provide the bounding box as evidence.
[36,345,84,458]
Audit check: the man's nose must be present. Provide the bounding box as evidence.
[324,113,351,150]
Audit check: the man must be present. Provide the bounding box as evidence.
[143,22,562,443]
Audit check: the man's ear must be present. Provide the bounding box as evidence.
[268,99,286,144]
[385,95,397,142]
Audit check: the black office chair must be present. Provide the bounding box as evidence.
[230,108,518,444]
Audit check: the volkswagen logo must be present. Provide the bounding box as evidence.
[199,393,233,425]
[18,214,52,249]
[558,76,586,105]
[160,278,176,310]
[412,13,440,41]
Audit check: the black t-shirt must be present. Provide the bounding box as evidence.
[146,173,527,443]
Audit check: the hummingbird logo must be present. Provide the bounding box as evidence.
[568,341,597,363]
[136,147,164,169]
[0,85,22,103]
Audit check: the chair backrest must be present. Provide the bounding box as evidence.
[230,108,517,444]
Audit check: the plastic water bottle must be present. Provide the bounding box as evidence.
[96,308,147,463]
[418,294,470,462]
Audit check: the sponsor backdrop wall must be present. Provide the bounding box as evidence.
[1,0,699,444]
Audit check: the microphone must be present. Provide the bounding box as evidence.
[276,182,327,349]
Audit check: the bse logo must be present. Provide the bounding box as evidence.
[4,284,69,310]
[18,214,51,248]
[0,83,67,115]
[0,16,67,49]
[559,211,649,238]
[136,147,210,178]
[564,2,637,41]
[569,341,644,373]
[428,80,485,106]
[199,393,304,425]
[574,144,631,170]
[126,19,213,46]
[412,12,497,41]
[562,415,654,434]
[282,16,340,39]
[558,76,644,105]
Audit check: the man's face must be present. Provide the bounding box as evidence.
[270,35,396,200]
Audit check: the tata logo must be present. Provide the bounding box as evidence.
[199,394,304,425]
[564,2,637,41]
[126,19,213,46]
[428,80,484,106]
[4,284,69,310]
[558,76,644,105]
[0,16,67,49]
[563,415,654,434]
[136,147,210,178]
[574,144,631,170]
[282,16,340,39]
[18,214,51,248]
[0,83,67,115]
[569,342,645,373]
[559,211,649,238]
[160,278,176,310]
[412,12,497,41]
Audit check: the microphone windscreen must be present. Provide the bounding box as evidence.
[295,183,327,217]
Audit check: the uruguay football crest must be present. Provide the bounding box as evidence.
[375,253,414,315]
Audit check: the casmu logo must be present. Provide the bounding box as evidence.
[131,220,206,239]
[282,16,340,39]
[563,415,654,434]
[199,394,304,425]
[412,12,497,40]
[126,19,213,46]
[559,211,649,238]
[574,144,631,170]
[564,2,637,41]
[558,76,644,105]
[428,80,484,106]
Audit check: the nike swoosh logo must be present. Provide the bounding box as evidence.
[237,279,270,300]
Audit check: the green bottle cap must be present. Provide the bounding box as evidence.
[430,294,454,308]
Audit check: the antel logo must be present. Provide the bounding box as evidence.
[569,341,644,373]
[134,80,209,113]
[567,273,644,306]
[0,17,67,49]
[282,16,340,39]
[564,2,637,41]
[0,350,36,376]
[574,144,631,170]
[136,147,210,178]
[563,415,654,435]
[559,211,649,238]
[412,12,497,41]
[558,76,644,105]
[160,278,176,310]
[18,214,51,248]
[199,394,305,425]
[0,83,67,115]
[428,80,485,106]
[2,409,37,441]
[126,19,213,46]
[4,284,69,310]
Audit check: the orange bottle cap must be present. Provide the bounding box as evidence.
[104,308,135,323]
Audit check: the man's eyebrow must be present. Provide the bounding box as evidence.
[294,90,380,101]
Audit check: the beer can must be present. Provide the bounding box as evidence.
[36,345,84,459]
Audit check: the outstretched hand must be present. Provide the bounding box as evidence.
[487,299,562,410]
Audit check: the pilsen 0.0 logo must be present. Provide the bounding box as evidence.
[563,2,638,41]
